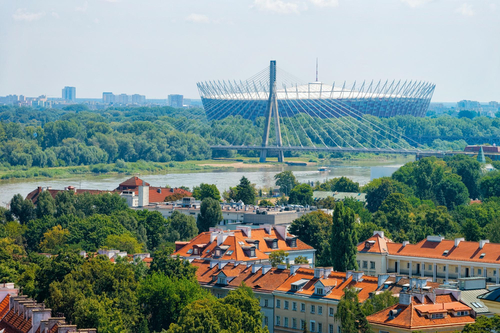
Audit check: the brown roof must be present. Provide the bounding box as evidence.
[367,294,475,330]
[0,294,10,319]
[118,176,150,188]
[359,234,500,265]
[174,228,314,262]
[1,308,32,333]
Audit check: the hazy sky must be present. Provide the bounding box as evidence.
[0,0,498,102]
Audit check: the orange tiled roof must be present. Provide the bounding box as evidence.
[49,323,59,333]
[367,294,475,330]
[174,228,313,262]
[0,294,10,319]
[357,233,391,254]
[119,176,150,188]
[359,234,500,265]
[192,260,299,292]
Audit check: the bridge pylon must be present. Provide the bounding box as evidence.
[260,60,284,163]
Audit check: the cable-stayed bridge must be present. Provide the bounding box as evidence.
[180,61,469,162]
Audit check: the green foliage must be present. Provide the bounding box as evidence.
[274,171,299,195]
[289,211,332,266]
[269,250,289,267]
[362,290,399,316]
[39,225,69,254]
[331,202,358,271]
[166,211,198,242]
[192,183,221,201]
[258,199,273,207]
[462,314,500,332]
[480,171,500,198]
[335,287,372,333]
[149,248,198,280]
[293,255,309,265]
[234,176,256,205]
[314,176,360,192]
[104,233,144,253]
[288,183,313,206]
[364,177,413,213]
[197,197,223,232]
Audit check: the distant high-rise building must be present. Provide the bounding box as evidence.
[131,94,146,105]
[103,92,115,104]
[457,100,482,112]
[62,86,76,101]
[168,94,183,108]
[117,94,129,104]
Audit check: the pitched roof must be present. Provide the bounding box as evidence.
[359,234,500,265]
[118,176,150,188]
[478,287,500,302]
[192,260,291,292]
[0,294,11,320]
[367,293,475,330]
[173,228,314,262]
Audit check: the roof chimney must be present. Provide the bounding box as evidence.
[263,224,272,235]
[275,225,287,240]
[378,273,390,288]
[262,265,272,275]
[314,268,325,279]
[455,238,465,247]
[373,230,384,238]
[252,264,262,274]
[217,233,229,246]
[138,185,149,207]
[210,261,218,269]
[323,267,333,279]
[395,275,404,283]
[290,265,301,275]
[346,270,354,280]
[402,241,410,247]
[277,264,287,270]
[236,226,251,238]
[480,240,490,249]
[218,262,228,270]
[352,271,364,282]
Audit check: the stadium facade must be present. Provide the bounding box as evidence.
[197,79,435,121]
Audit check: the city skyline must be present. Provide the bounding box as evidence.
[0,0,499,102]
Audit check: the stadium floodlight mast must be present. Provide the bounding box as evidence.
[260,60,284,163]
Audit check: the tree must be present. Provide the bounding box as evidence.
[150,248,198,280]
[166,211,198,242]
[435,175,470,210]
[335,287,372,333]
[259,199,273,207]
[289,211,332,266]
[316,196,336,209]
[269,250,289,267]
[39,225,69,253]
[480,171,500,198]
[293,256,309,265]
[364,178,413,213]
[192,184,221,201]
[461,219,482,242]
[288,183,313,206]
[458,110,478,119]
[104,233,143,253]
[445,154,481,199]
[234,176,256,205]
[462,315,500,332]
[362,290,399,316]
[332,177,360,192]
[221,284,266,333]
[137,272,209,333]
[36,190,56,218]
[9,194,35,224]
[331,202,358,272]
[274,171,299,195]
[197,197,223,232]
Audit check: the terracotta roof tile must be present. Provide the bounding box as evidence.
[49,323,59,333]
[0,294,10,319]
[367,293,475,330]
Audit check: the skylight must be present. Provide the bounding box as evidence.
[480,253,486,259]
[443,250,449,256]
[226,250,234,255]
[187,249,193,254]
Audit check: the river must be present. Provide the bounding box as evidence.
[0,162,405,206]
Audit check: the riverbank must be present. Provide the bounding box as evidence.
[0,154,412,182]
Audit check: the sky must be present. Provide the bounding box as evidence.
[0,0,499,102]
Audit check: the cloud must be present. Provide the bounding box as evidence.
[456,3,474,16]
[51,12,59,19]
[253,0,302,14]
[76,1,88,12]
[12,8,45,21]
[400,0,433,8]
[309,0,339,7]
[185,13,210,23]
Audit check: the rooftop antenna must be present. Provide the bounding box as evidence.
[316,58,318,82]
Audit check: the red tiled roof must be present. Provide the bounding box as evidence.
[0,308,32,333]
[174,228,314,262]
[0,294,10,319]
[141,187,192,203]
[119,176,150,188]
[367,294,475,329]
[359,234,500,265]
[49,323,59,333]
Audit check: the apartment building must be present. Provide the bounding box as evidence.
[357,231,500,284]
[367,287,475,332]
[174,226,316,266]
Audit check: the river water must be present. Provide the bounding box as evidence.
[0,162,404,207]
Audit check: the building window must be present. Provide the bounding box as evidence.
[293,318,297,329]
[217,277,226,285]
[370,261,376,269]
[276,316,281,326]
[284,300,289,309]
[329,324,334,333]
[456,311,469,316]
[310,321,316,332]
[329,307,334,317]
[363,261,368,269]
[264,299,268,307]
[428,264,432,271]
[318,323,323,333]
[284,317,289,328]
[293,302,297,311]
[455,267,459,273]
[316,287,324,295]
[311,305,315,314]
[276,299,281,308]
[478,269,482,275]
[443,266,447,272]
[301,303,306,312]
[301,320,305,330]
[407,263,410,269]
[318,306,323,315]
[357,260,360,268]
[432,313,444,319]
[264,316,268,327]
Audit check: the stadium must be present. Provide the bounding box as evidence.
[197,67,435,121]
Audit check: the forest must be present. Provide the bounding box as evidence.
[1,104,500,171]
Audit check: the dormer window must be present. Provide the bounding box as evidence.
[250,249,255,257]
[215,249,221,257]
[432,313,444,319]
[217,276,227,285]
[456,311,469,316]
[193,248,199,255]
[272,239,278,249]
[315,287,324,295]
